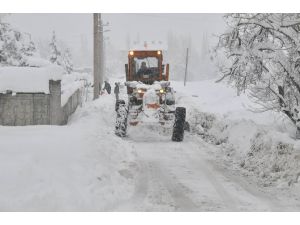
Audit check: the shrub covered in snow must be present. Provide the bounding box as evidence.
[189,109,228,145]
[244,131,300,187]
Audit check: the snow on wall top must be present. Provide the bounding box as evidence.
[0,65,64,94]
[130,40,167,51]
[61,72,89,106]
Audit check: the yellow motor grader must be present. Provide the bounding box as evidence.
[115,49,188,142]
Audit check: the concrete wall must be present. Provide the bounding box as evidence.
[61,89,82,125]
[0,80,82,126]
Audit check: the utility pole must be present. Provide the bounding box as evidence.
[93,13,101,100]
[184,48,189,86]
[99,15,104,94]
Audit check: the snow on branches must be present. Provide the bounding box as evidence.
[49,31,62,65]
[49,31,73,74]
[216,13,300,137]
[0,22,37,66]
[62,48,73,74]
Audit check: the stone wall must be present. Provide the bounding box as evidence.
[0,80,83,126]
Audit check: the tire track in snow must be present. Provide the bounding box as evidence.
[185,137,285,211]
[104,158,150,211]
[127,140,237,211]
[129,161,150,210]
[147,161,199,211]
[177,141,239,211]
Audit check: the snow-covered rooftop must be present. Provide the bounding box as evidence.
[0,65,64,94]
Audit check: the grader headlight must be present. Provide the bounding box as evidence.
[159,88,165,94]
[137,89,143,93]
[129,51,134,56]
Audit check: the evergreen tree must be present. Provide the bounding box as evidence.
[49,31,62,65]
[21,34,36,57]
[62,48,73,74]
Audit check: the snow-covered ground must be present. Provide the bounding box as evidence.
[171,80,300,189]
[0,93,136,211]
[1,77,300,211]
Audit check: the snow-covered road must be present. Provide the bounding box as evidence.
[1,81,300,211]
[109,131,286,211]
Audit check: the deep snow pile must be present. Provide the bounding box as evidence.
[189,111,300,187]
[172,80,300,188]
[0,93,137,211]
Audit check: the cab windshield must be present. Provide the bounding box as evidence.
[133,57,159,79]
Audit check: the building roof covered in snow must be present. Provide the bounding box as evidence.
[0,65,64,94]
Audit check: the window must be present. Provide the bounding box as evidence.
[134,57,159,78]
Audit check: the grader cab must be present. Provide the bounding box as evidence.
[125,50,169,85]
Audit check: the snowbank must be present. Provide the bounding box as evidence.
[191,112,300,187]
[177,79,300,188]
[0,93,137,211]
[0,65,64,94]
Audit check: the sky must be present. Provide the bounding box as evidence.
[5,13,227,66]
[103,14,226,49]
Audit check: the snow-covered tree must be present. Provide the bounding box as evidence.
[216,13,300,137]
[49,31,62,65]
[49,31,75,74]
[21,38,36,56]
[62,48,73,74]
[0,19,38,67]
